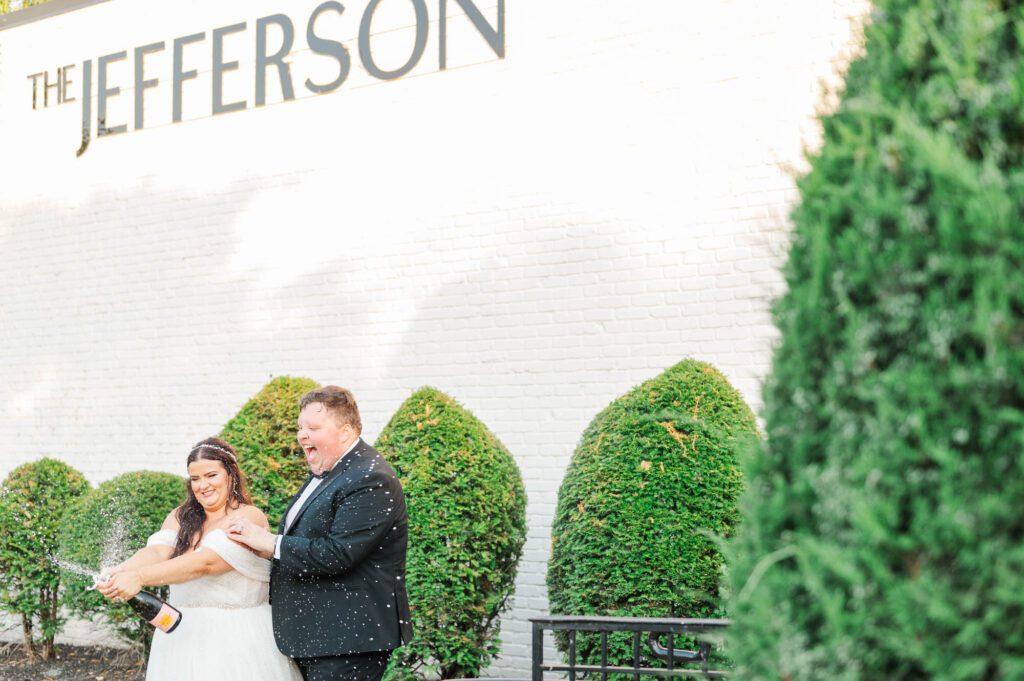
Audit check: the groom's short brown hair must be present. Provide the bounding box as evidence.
[299,385,362,434]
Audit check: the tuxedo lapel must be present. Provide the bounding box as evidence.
[285,439,366,534]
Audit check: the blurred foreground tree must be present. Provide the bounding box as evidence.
[728,1,1024,678]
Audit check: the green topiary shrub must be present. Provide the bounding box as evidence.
[220,376,319,526]
[0,458,90,660]
[548,359,756,667]
[726,2,1024,678]
[376,387,527,680]
[56,471,184,652]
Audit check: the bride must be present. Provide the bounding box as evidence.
[97,437,302,681]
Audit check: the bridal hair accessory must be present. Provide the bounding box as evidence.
[191,442,237,462]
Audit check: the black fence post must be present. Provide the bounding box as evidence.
[532,620,544,681]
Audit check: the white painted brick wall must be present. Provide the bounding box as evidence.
[0,0,870,675]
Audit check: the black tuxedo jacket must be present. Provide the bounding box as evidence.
[270,439,413,658]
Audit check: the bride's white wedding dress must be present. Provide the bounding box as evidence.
[144,528,302,681]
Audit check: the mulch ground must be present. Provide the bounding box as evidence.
[0,643,144,681]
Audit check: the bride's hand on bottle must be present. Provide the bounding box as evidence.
[96,570,143,602]
[96,563,124,584]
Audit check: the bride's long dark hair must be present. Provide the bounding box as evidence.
[172,437,252,558]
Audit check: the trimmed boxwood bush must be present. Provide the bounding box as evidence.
[548,359,756,667]
[220,376,319,526]
[56,471,184,651]
[376,387,527,680]
[0,458,90,660]
[726,2,1024,678]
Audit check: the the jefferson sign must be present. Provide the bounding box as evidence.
[24,0,504,157]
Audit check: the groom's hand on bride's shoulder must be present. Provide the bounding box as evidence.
[227,518,275,559]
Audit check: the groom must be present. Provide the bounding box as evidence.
[229,386,412,681]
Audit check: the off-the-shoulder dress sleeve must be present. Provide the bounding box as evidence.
[146,530,177,547]
[199,529,271,582]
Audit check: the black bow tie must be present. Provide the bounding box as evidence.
[311,470,329,480]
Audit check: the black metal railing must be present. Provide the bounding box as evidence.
[530,616,731,681]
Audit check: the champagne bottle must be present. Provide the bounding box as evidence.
[128,591,182,633]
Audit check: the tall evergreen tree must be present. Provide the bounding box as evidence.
[728,2,1024,679]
